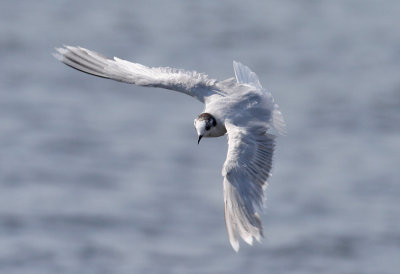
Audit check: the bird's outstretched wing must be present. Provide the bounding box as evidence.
[222,121,275,252]
[54,46,218,102]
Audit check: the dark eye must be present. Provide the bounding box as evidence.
[211,117,217,127]
[205,125,211,131]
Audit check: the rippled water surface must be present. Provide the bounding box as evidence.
[1,1,400,273]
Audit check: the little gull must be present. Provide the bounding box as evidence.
[54,46,286,251]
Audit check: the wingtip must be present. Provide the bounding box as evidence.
[52,48,65,61]
[230,240,240,252]
[52,52,62,61]
[53,46,68,61]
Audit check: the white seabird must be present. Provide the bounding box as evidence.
[54,46,286,252]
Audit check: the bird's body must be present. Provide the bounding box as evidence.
[54,46,286,252]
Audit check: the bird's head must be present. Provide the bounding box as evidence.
[194,113,217,144]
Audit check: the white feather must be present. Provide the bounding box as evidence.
[222,122,275,251]
[54,46,286,251]
[54,46,218,102]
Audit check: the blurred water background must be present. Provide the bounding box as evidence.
[1,0,400,273]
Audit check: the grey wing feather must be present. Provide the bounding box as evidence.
[54,46,218,102]
[222,122,275,251]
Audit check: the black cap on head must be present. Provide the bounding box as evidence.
[197,113,217,127]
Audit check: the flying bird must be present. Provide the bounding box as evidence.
[54,46,286,252]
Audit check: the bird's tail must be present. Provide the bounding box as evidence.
[232,61,287,135]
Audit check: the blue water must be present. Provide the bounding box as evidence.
[1,1,400,273]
